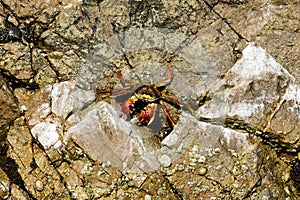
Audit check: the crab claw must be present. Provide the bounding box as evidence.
[122,100,133,115]
[138,106,154,124]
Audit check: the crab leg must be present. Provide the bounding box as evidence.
[97,70,142,98]
[155,63,174,88]
[147,103,157,125]
[117,70,140,86]
[161,93,194,113]
[97,87,133,98]
[159,99,176,126]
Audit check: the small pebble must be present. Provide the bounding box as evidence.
[159,155,172,168]
[198,155,206,163]
[35,180,44,191]
[144,194,151,200]
[199,167,207,176]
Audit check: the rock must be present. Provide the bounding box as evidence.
[159,155,172,168]
[79,27,221,103]
[144,194,151,200]
[163,112,294,199]
[269,83,300,146]
[7,117,69,199]
[0,75,20,127]
[51,82,76,119]
[31,121,61,150]
[197,42,292,119]
[0,169,9,199]
[65,101,162,172]
[35,180,44,192]
[25,85,52,126]
[7,117,34,171]
[65,98,296,198]
[1,0,299,198]
[198,167,207,176]
[51,81,95,120]
[197,43,300,149]
[213,0,300,80]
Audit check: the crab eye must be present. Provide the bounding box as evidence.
[121,100,132,115]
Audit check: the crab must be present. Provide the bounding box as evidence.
[98,57,192,128]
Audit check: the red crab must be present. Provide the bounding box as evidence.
[98,57,192,127]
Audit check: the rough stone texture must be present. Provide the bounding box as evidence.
[197,43,300,150]
[65,101,163,171]
[23,85,52,126]
[164,117,294,199]
[7,117,70,199]
[0,168,9,199]
[213,0,300,81]
[0,75,19,127]
[0,0,299,199]
[273,84,300,145]
[51,81,95,119]
[65,97,296,198]
[31,121,61,150]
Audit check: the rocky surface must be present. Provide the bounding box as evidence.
[197,43,300,150]
[0,0,299,199]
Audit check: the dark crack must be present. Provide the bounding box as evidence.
[200,0,249,42]
[0,129,37,200]
[0,68,39,90]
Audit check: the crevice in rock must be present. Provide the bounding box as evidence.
[200,0,249,42]
[0,128,37,200]
[161,172,184,200]
[0,68,39,90]
[197,116,298,154]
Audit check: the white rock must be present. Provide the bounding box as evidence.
[65,101,159,172]
[71,87,95,111]
[31,122,60,150]
[197,43,294,119]
[159,155,172,168]
[51,81,95,119]
[144,194,151,200]
[51,81,75,119]
[28,103,51,126]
